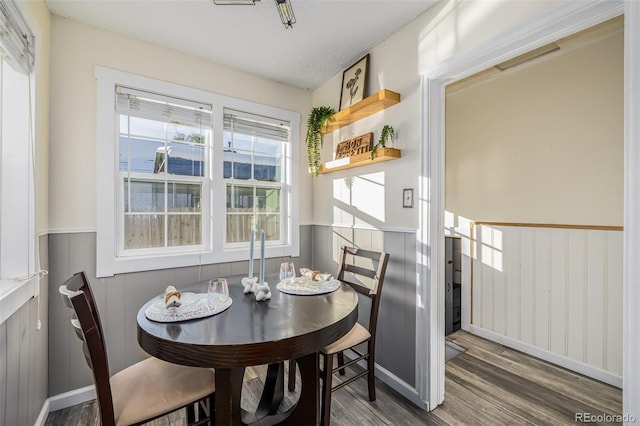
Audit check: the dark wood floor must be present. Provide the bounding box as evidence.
[45,331,622,425]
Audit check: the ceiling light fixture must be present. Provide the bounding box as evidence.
[275,0,295,29]
[212,0,260,5]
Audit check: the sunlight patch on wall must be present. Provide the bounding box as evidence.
[332,172,386,227]
[445,211,473,258]
[333,206,353,227]
[352,173,385,221]
[480,225,503,272]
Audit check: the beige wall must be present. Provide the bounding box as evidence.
[19,0,50,233]
[310,0,563,229]
[445,20,623,226]
[48,17,312,232]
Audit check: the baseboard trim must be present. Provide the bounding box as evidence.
[468,325,622,388]
[34,385,98,425]
[48,385,97,412]
[34,398,50,426]
[35,363,429,424]
[342,352,428,411]
[373,362,429,411]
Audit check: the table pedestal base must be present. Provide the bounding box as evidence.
[215,352,320,426]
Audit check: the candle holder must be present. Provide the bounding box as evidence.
[253,281,271,301]
[241,276,258,294]
[241,277,271,301]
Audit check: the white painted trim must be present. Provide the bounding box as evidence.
[0,277,35,324]
[342,351,428,411]
[48,385,96,412]
[418,0,627,412]
[94,66,300,278]
[623,0,640,421]
[34,398,50,426]
[417,74,446,410]
[34,385,97,426]
[45,223,418,237]
[47,228,97,234]
[374,362,428,411]
[37,367,429,425]
[469,325,622,388]
[311,222,417,234]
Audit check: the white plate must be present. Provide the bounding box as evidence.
[276,277,341,295]
[145,292,232,323]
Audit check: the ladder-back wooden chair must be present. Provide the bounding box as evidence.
[59,271,215,426]
[320,246,389,425]
[288,246,390,425]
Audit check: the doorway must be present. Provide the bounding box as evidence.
[415,0,640,415]
[444,14,624,385]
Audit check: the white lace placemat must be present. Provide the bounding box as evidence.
[276,277,341,295]
[145,292,232,323]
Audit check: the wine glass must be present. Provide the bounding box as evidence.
[208,278,229,303]
[279,262,296,281]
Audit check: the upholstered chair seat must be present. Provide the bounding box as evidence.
[111,357,215,426]
[322,323,371,355]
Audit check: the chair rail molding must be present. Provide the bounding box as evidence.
[417,0,628,411]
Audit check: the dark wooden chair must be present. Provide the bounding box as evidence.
[288,246,389,425]
[59,271,215,426]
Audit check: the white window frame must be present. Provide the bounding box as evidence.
[0,55,37,324]
[115,87,211,257]
[222,109,291,249]
[96,67,300,277]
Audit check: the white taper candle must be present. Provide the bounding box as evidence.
[259,230,265,284]
[248,228,255,278]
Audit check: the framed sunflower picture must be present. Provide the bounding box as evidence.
[339,54,369,110]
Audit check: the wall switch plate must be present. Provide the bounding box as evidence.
[403,188,414,208]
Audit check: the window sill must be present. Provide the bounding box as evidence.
[0,278,36,324]
[98,243,299,278]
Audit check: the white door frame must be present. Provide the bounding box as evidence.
[417,1,639,417]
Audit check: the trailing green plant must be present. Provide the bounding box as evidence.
[370,124,395,160]
[305,106,335,177]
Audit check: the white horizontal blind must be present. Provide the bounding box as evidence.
[116,86,212,128]
[0,0,34,74]
[224,109,289,141]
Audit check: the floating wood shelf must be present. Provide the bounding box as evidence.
[322,89,401,134]
[318,148,401,174]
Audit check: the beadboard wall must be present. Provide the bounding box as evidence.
[311,225,417,387]
[46,224,419,398]
[468,224,623,386]
[47,227,312,396]
[0,235,49,426]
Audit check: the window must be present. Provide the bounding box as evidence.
[116,87,210,254]
[0,0,39,323]
[223,110,289,246]
[96,67,300,277]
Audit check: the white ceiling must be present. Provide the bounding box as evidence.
[45,0,439,90]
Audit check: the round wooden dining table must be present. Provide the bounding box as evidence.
[136,275,358,426]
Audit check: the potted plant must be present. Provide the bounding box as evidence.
[370,124,395,159]
[305,106,335,178]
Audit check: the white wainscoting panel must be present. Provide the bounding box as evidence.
[471,224,623,382]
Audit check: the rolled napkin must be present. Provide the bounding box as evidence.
[164,285,182,308]
[299,268,333,282]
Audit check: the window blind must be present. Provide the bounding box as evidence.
[116,86,212,128]
[224,109,290,142]
[0,0,34,75]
